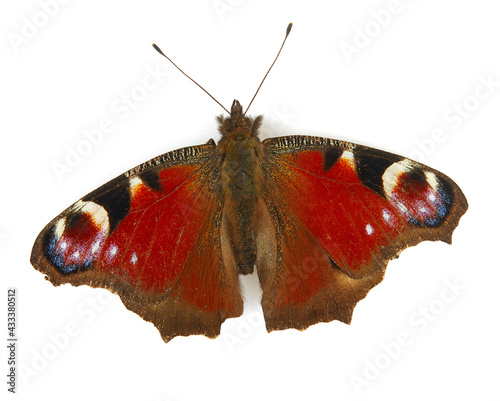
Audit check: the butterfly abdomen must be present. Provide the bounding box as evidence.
[216,99,265,275]
[219,132,265,275]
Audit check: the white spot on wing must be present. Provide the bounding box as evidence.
[73,251,80,259]
[425,171,439,190]
[110,245,118,256]
[365,224,374,235]
[131,253,138,264]
[340,150,355,166]
[91,241,100,254]
[54,217,66,239]
[60,241,67,250]
[383,210,390,221]
[130,177,144,197]
[130,177,142,187]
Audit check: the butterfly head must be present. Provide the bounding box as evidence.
[217,100,263,139]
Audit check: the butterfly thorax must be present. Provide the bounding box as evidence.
[217,100,264,274]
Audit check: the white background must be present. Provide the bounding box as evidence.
[2,0,499,400]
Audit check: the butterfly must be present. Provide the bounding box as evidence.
[30,24,468,343]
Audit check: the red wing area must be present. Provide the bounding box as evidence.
[268,149,407,277]
[255,198,385,332]
[31,141,243,342]
[258,136,467,332]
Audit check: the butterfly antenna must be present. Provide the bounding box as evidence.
[244,22,292,116]
[152,43,230,115]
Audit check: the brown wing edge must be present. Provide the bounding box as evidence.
[264,135,468,276]
[257,136,468,333]
[116,203,244,343]
[29,140,218,300]
[255,196,385,333]
[30,209,243,343]
[29,139,244,343]
[256,191,467,333]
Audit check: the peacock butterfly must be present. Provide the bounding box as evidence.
[30,24,468,343]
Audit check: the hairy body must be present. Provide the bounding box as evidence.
[218,100,264,274]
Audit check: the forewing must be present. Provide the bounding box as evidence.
[257,135,467,332]
[31,140,243,342]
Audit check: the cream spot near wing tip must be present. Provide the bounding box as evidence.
[70,200,110,236]
[382,160,445,221]
[84,202,110,234]
[129,176,144,197]
[340,150,355,167]
[382,159,422,209]
[129,176,142,187]
[131,253,138,264]
[341,150,354,160]
[365,224,374,235]
[54,217,66,239]
[73,251,80,259]
[425,171,439,190]
[110,245,118,256]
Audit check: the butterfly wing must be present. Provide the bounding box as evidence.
[30,139,243,342]
[257,135,467,332]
